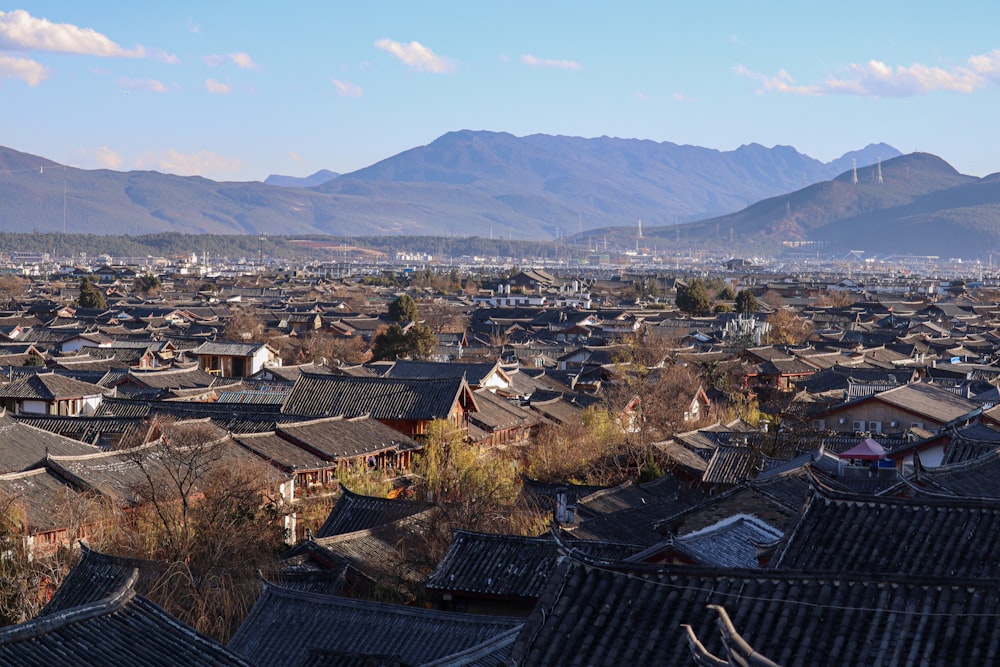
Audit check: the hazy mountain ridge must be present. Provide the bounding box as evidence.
[595,153,1000,256]
[0,133,900,239]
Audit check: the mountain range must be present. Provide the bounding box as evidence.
[589,152,1000,258]
[0,132,899,241]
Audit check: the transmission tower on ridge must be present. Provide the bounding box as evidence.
[875,158,884,185]
[851,158,858,185]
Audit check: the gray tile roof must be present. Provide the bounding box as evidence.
[772,488,1000,577]
[282,373,473,421]
[0,372,107,400]
[0,411,101,474]
[317,487,434,538]
[0,576,249,666]
[228,583,521,667]
[0,467,84,532]
[39,544,169,617]
[425,530,641,601]
[511,554,1000,666]
[670,514,783,568]
[277,415,422,461]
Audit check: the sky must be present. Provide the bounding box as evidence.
[3,2,1000,182]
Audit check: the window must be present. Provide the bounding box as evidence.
[814,419,826,430]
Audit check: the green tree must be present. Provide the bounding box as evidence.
[77,277,107,309]
[388,294,418,322]
[134,273,161,297]
[717,286,736,300]
[412,420,519,523]
[675,279,711,316]
[371,323,438,361]
[735,289,759,314]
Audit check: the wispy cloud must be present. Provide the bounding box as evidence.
[0,9,170,60]
[119,77,169,93]
[205,78,231,94]
[331,78,363,97]
[374,38,454,73]
[186,19,200,34]
[204,52,259,70]
[733,65,819,95]
[673,91,692,102]
[736,48,1000,97]
[288,151,303,162]
[0,54,49,86]
[520,54,582,71]
[92,146,123,169]
[137,149,242,177]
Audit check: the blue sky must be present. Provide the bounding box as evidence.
[3,2,999,182]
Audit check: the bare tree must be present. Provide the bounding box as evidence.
[108,417,287,642]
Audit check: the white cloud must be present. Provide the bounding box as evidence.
[205,78,231,94]
[331,78,362,97]
[204,52,259,70]
[138,149,242,177]
[119,77,169,93]
[374,38,454,73]
[0,54,49,86]
[733,64,819,95]
[735,48,1000,97]
[229,52,257,69]
[0,9,148,58]
[92,146,123,169]
[520,54,582,71]
[149,49,180,65]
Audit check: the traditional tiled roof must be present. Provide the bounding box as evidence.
[228,583,521,667]
[306,510,442,600]
[425,530,641,601]
[772,487,1000,577]
[0,576,249,666]
[384,360,504,387]
[277,415,422,461]
[0,467,84,532]
[39,544,169,617]
[193,341,270,356]
[317,488,434,538]
[668,514,783,568]
[908,446,1000,497]
[510,554,1000,666]
[0,411,101,473]
[700,445,761,486]
[232,431,333,472]
[13,414,142,446]
[468,389,538,433]
[281,373,475,421]
[0,372,108,400]
[118,366,220,390]
[873,382,982,423]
